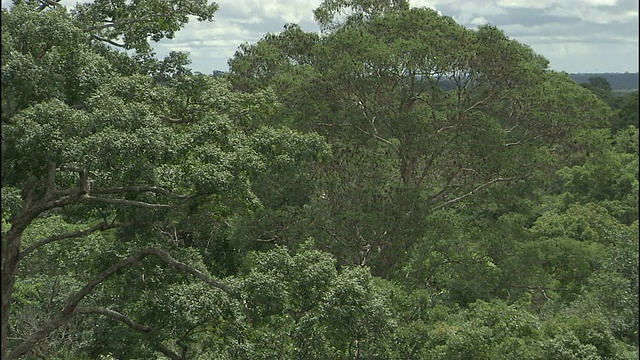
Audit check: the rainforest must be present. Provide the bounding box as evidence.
[2,0,638,359]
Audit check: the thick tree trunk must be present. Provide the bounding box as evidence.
[1,221,31,360]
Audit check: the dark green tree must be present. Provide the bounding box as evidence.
[229,0,611,273]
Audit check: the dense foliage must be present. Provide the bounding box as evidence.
[2,0,638,359]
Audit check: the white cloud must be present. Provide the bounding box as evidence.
[470,16,489,26]
[496,0,557,9]
[217,0,321,24]
[2,0,637,73]
[494,0,618,9]
[550,5,637,23]
[534,40,638,72]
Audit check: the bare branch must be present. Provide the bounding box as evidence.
[427,169,463,203]
[20,221,123,260]
[431,175,522,212]
[436,125,455,134]
[160,115,193,124]
[7,247,227,360]
[86,13,172,31]
[91,186,188,199]
[157,343,184,360]
[75,307,151,333]
[58,164,188,202]
[75,307,184,359]
[316,122,351,127]
[462,88,498,114]
[354,125,400,155]
[81,195,174,209]
[88,34,125,48]
[37,0,60,11]
[505,129,530,147]
[146,248,229,292]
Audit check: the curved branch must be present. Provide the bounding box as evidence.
[75,307,183,360]
[19,221,123,260]
[430,175,522,212]
[157,344,184,360]
[7,247,228,360]
[88,34,125,48]
[427,169,463,203]
[37,0,60,11]
[81,196,174,209]
[75,307,151,333]
[354,125,400,155]
[86,13,173,31]
[160,115,193,124]
[91,186,188,198]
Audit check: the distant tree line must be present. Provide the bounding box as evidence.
[569,73,639,91]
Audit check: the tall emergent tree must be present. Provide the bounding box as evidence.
[228,0,610,271]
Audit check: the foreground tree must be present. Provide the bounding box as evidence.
[1,2,328,358]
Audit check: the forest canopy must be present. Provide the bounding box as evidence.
[1,0,638,359]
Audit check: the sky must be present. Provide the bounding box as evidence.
[3,0,638,74]
[150,0,638,74]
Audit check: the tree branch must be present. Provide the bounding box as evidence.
[160,115,193,124]
[81,196,174,209]
[427,169,463,203]
[75,307,184,360]
[87,34,125,48]
[91,186,188,198]
[75,307,151,333]
[37,0,60,11]
[354,125,400,155]
[157,343,184,360]
[7,247,227,360]
[86,13,173,32]
[19,221,123,260]
[430,175,522,211]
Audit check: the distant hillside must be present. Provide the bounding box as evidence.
[568,73,639,91]
[212,70,639,91]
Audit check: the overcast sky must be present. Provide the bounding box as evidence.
[151,0,638,74]
[3,0,638,74]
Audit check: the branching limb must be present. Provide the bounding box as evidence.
[91,186,188,199]
[157,344,184,360]
[81,196,174,209]
[427,169,463,203]
[86,13,173,32]
[87,34,125,48]
[75,307,184,360]
[354,125,400,155]
[37,0,60,11]
[7,247,228,360]
[160,115,193,124]
[430,175,523,212]
[75,307,151,333]
[19,221,123,260]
